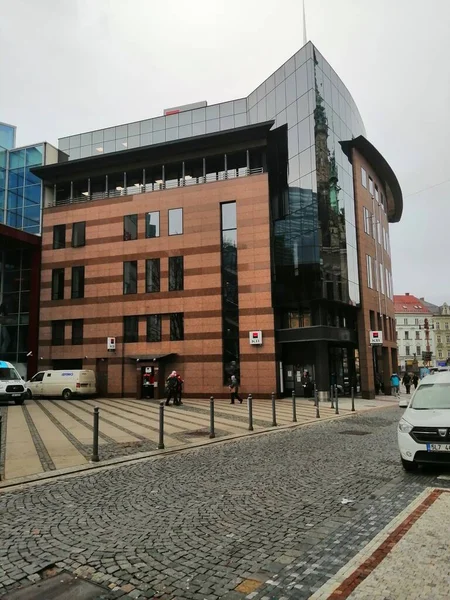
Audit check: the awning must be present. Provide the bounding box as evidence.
[127,353,176,362]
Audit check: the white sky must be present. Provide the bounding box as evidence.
[1,0,449,304]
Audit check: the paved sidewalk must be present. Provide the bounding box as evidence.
[310,487,450,599]
[0,395,396,482]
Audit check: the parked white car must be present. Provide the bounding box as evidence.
[0,361,27,405]
[398,371,450,471]
[27,370,96,400]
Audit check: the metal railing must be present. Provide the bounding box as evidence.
[47,166,264,208]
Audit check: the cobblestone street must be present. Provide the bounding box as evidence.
[1,405,448,599]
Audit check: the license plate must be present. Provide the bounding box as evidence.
[427,443,450,452]
[11,393,20,398]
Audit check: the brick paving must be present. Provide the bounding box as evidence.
[0,405,448,599]
[0,395,391,482]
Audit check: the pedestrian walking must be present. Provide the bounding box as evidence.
[301,370,313,398]
[176,373,184,405]
[412,373,419,390]
[165,371,179,406]
[402,372,412,395]
[229,375,243,404]
[390,373,400,399]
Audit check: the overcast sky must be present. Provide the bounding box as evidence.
[1,0,449,304]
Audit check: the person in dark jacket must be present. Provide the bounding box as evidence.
[229,375,243,404]
[165,371,179,406]
[412,374,419,389]
[176,373,184,406]
[402,372,412,394]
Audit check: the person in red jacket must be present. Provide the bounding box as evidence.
[176,373,184,406]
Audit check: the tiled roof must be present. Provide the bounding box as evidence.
[393,294,432,314]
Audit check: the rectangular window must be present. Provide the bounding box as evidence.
[369,310,376,330]
[366,255,373,289]
[123,316,139,343]
[436,322,440,329]
[363,207,372,235]
[361,167,367,188]
[404,331,409,340]
[145,258,160,293]
[415,331,420,339]
[170,313,184,341]
[447,335,450,344]
[51,268,64,300]
[124,214,138,240]
[377,222,382,245]
[168,208,183,235]
[169,256,184,291]
[72,319,83,345]
[369,177,374,196]
[448,350,450,359]
[53,224,66,249]
[221,201,239,382]
[415,318,419,325]
[416,345,421,356]
[396,331,399,340]
[446,323,449,330]
[404,318,408,325]
[146,315,161,342]
[405,345,410,356]
[71,266,85,299]
[145,211,160,238]
[439,351,443,358]
[72,221,86,247]
[375,186,379,204]
[123,261,137,294]
[51,320,65,345]
[438,335,441,343]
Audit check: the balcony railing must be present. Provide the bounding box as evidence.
[47,166,264,208]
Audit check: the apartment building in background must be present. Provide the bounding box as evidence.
[32,42,403,399]
[432,302,450,366]
[0,121,61,377]
[394,294,435,370]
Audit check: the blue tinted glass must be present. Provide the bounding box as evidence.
[8,168,24,189]
[0,167,6,187]
[7,189,23,209]
[9,149,24,169]
[23,205,40,225]
[0,149,6,168]
[24,184,41,205]
[7,210,22,228]
[25,145,43,166]
[0,124,15,150]
[0,188,4,211]
[23,224,40,235]
[25,167,40,185]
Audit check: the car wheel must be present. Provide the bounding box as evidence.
[26,389,32,399]
[401,457,418,472]
[14,398,25,405]
[62,389,72,400]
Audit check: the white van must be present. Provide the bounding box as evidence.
[0,361,27,405]
[27,370,96,400]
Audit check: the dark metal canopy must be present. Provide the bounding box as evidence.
[340,135,403,223]
[127,353,176,362]
[31,121,275,184]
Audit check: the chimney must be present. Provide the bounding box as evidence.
[420,297,424,301]
[405,292,410,296]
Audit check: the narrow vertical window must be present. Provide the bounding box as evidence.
[51,268,65,300]
[168,208,183,235]
[169,256,184,291]
[71,266,85,299]
[145,258,160,293]
[123,261,137,294]
[72,319,84,345]
[361,167,367,188]
[72,221,86,247]
[145,212,160,238]
[123,316,139,342]
[146,315,161,342]
[124,214,138,240]
[221,201,239,383]
[170,313,184,341]
[53,225,66,249]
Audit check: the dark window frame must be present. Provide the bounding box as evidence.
[168,256,184,291]
[51,268,65,300]
[53,224,66,250]
[123,260,138,295]
[145,211,160,239]
[71,319,84,345]
[124,214,138,241]
[123,316,139,343]
[71,265,85,299]
[145,258,160,293]
[51,320,65,345]
[72,221,86,247]
[146,314,161,342]
[170,312,184,341]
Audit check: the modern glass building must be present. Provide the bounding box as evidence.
[47,41,402,398]
[0,123,61,377]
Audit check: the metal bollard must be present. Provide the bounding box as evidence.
[248,394,254,431]
[292,390,297,423]
[209,396,215,439]
[351,386,355,412]
[316,394,320,419]
[330,385,335,409]
[271,392,277,427]
[0,414,2,480]
[91,407,100,462]
[335,386,339,415]
[158,401,165,449]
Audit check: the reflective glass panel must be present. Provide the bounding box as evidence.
[168,208,183,235]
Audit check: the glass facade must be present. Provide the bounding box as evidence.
[221,202,239,383]
[0,123,15,151]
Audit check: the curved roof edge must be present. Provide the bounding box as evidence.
[340,135,403,223]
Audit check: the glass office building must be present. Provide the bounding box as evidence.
[0,123,60,377]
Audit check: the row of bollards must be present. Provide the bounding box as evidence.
[88,388,357,462]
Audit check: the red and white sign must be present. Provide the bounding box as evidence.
[369,330,383,345]
[249,330,263,345]
[107,337,116,351]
